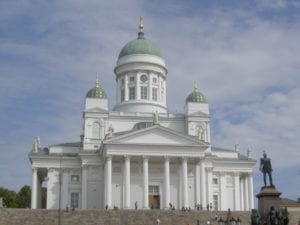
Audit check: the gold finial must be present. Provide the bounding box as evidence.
[139,16,144,32]
[193,81,198,91]
[96,74,99,88]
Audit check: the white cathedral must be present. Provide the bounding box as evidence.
[29,20,256,211]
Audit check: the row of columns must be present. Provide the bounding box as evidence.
[104,156,207,209]
[240,173,254,210]
[31,163,254,211]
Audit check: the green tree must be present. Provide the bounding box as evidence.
[0,187,17,208]
[16,185,31,208]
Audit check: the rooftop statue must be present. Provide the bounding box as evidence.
[260,152,274,187]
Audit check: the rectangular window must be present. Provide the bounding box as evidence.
[213,178,218,185]
[129,87,135,100]
[149,185,159,194]
[141,86,147,99]
[121,89,125,102]
[71,175,79,182]
[153,77,157,83]
[129,76,135,82]
[121,78,125,85]
[70,192,79,208]
[152,87,157,101]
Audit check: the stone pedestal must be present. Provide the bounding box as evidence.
[256,186,281,224]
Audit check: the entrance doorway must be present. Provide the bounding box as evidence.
[148,185,160,209]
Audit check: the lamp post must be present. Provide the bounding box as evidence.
[218,217,225,225]
[58,156,62,225]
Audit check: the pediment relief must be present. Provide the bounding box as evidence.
[105,125,208,146]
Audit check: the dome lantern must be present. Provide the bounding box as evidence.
[86,77,107,99]
[118,18,162,59]
[186,81,207,103]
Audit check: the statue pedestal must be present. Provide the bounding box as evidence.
[256,186,281,224]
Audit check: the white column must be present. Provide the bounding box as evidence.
[124,75,129,101]
[124,156,131,208]
[248,173,254,210]
[105,156,112,208]
[164,156,170,209]
[31,168,38,209]
[200,160,207,207]
[207,168,213,208]
[81,164,88,209]
[244,175,249,211]
[148,75,152,101]
[195,162,201,206]
[234,172,240,210]
[62,170,69,208]
[219,172,226,211]
[240,176,245,211]
[136,74,140,100]
[143,156,149,209]
[182,157,188,207]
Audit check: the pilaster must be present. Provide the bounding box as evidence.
[81,162,88,209]
[164,156,170,209]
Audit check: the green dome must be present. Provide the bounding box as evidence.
[186,83,207,103]
[118,32,162,59]
[86,79,107,99]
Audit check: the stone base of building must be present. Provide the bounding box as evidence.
[256,186,282,224]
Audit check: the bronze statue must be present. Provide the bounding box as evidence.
[269,206,277,225]
[251,209,261,225]
[260,152,274,187]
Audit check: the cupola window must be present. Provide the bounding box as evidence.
[129,76,135,82]
[141,86,148,99]
[129,87,135,100]
[121,89,125,102]
[152,87,157,101]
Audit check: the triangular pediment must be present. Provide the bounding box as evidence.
[85,107,108,113]
[104,125,208,146]
[187,111,210,117]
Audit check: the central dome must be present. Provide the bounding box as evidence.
[118,32,162,59]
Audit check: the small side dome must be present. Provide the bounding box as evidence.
[86,78,107,99]
[118,18,162,59]
[186,81,207,103]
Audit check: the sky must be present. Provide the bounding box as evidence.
[0,0,299,204]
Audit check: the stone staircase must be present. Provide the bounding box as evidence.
[0,208,298,225]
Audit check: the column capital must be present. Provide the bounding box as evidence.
[105,155,112,162]
[32,167,38,172]
[181,156,188,162]
[124,155,131,160]
[233,172,240,176]
[142,155,149,160]
[164,155,170,161]
[205,167,213,172]
[81,160,89,169]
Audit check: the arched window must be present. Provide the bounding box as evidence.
[92,122,100,139]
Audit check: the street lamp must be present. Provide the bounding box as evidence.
[218,217,225,225]
[58,156,62,225]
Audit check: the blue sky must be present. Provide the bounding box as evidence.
[0,0,299,204]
